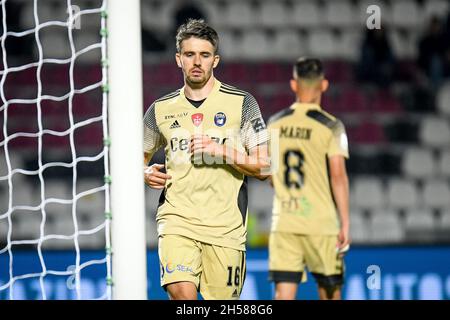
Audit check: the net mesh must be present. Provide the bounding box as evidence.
[0,0,111,300]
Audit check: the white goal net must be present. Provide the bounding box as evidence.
[0,0,111,300]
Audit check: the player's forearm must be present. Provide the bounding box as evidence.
[331,174,350,230]
[222,145,270,180]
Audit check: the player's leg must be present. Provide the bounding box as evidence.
[274,282,298,300]
[268,232,305,300]
[302,235,345,300]
[158,234,202,300]
[199,243,245,300]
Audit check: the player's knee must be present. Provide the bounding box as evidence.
[312,273,344,299]
[166,282,197,300]
[274,288,296,300]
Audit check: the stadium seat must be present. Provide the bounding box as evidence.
[45,180,71,201]
[240,31,272,61]
[401,148,436,179]
[77,231,105,249]
[200,0,227,28]
[438,149,450,177]
[335,30,363,61]
[440,210,450,229]
[436,81,450,116]
[349,209,370,243]
[145,187,162,217]
[323,0,355,28]
[76,178,104,215]
[248,179,273,215]
[387,178,420,210]
[22,2,55,29]
[424,0,450,20]
[217,31,242,61]
[423,180,450,210]
[38,29,71,60]
[74,32,102,63]
[48,212,75,236]
[146,215,158,247]
[224,1,256,29]
[12,183,39,208]
[370,209,404,243]
[271,30,304,61]
[291,1,322,28]
[0,184,8,215]
[404,208,436,231]
[391,0,422,29]
[0,216,8,241]
[307,29,338,59]
[419,116,450,147]
[140,0,174,31]
[12,211,42,240]
[259,1,289,28]
[352,177,386,210]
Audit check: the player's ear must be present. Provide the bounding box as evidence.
[321,79,329,93]
[290,79,298,93]
[175,53,182,68]
[213,54,220,68]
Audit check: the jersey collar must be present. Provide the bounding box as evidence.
[290,102,322,111]
[179,78,221,101]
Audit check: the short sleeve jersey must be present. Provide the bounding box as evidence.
[267,103,349,236]
[144,79,268,250]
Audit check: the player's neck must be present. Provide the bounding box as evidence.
[297,96,321,105]
[184,75,216,101]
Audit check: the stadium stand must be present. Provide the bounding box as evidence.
[3,0,450,247]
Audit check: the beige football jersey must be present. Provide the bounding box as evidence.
[268,102,349,235]
[144,79,268,251]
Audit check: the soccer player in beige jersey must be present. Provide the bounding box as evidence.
[267,58,350,300]
[143,19,270,300]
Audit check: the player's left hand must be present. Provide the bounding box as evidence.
[337,226,350,257]
[190,134,224,158]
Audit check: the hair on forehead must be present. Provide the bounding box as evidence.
[176,19,219,54]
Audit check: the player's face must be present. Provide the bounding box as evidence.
[176,37,220,89]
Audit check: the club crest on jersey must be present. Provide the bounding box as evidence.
[191,113,203,127]
[214,112,227,127]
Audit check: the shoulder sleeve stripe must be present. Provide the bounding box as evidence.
[219,88,247,97]
[155,90,180,102]
[268,108,295,125]
[306,110,336,129]
[221,83,247,95]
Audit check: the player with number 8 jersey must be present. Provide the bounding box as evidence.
[267,57,350,300]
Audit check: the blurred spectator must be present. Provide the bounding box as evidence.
[357,27,395,86]
[172,0,206,34]
[418,16,446,88]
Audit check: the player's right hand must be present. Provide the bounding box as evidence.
[144,164,172,190]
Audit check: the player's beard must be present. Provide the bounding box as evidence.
[185,67,212,89]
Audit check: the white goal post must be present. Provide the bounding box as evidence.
[108,0,147,300]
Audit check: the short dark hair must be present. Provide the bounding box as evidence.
[175,19,219,54]
[293,57,324,80]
